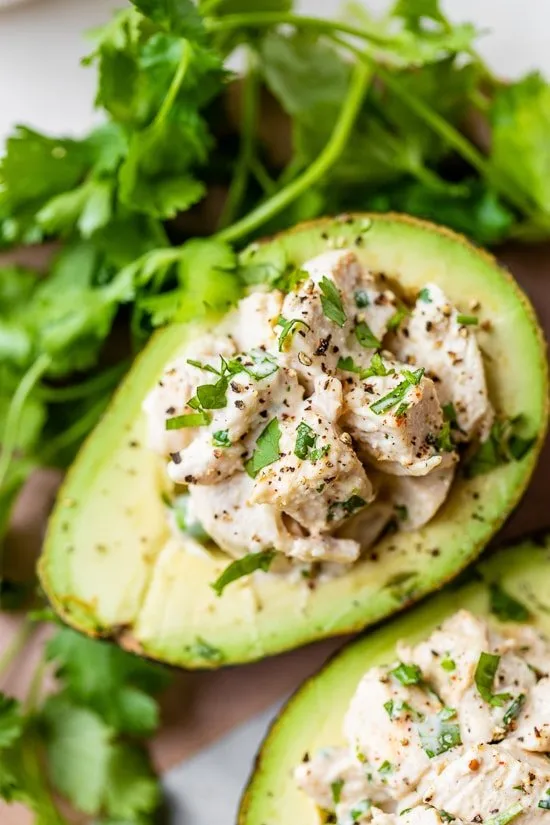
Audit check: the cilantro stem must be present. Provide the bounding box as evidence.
[152,40,192,129]
[0,618,34,678]
[216,61,371,244]
[331,36,541,222]
[206,12,410,50]
[0,354,51,492]
[218,49,260,229]
[25,655,47,713]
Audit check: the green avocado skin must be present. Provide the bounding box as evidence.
[38,214,548,669]
[239,535,550,825]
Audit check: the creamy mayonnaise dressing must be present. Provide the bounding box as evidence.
[296,610,550,825]
[144,249,493,566]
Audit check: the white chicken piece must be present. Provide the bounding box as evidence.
[187,472,290,559]
[510,676,550,751]
[343,360,454,477]
[251,399,374,540]
[372,806,467,825]
[295,747,390,817]
[416,742,550,825]
[142,335,235,456]
[391,284,494,441]
[168,361,304,485]
[380,465,456,531]
[494,625,550,677]
[343,666,441,799]
[397,610,491,708]
[226,290,283,353]
[278,249,398,388]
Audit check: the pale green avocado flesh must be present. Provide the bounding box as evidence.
[239,535,550,825]
[39,214,548,668]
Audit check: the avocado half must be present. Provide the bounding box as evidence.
[39,214,548,668]
[239,533,550,825]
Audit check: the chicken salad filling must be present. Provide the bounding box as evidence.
[295,610,550,825]
[144,248,494,579]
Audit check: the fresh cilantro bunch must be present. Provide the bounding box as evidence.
[0,616,170,824]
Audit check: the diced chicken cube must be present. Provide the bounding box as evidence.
[416,743,550,825]
[187,473,290,559]
[511,676,550,751]
[391,284,493,441]
[379,465,456,531]
[142,336,235,456]
[226,290,283,352]
[251,401,374,539]
[343,361,454,477]
[343,666,440,799]
[295,746,390,815]
[279,249,398,388]
[168,363,304,485]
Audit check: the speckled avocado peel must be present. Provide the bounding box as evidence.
[38,214,548,669]
[238,532,550,825]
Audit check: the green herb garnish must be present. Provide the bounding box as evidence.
[391,662,422,685]
[294,421,329,462]
[474,652,513,707]
[456,313,479,325]
[503,694,526,727]
[464,418,536,478]
[489,583,531,622]
[350,800,372,821]
[418,708,462,757]
[370,368,424,415]
[354,290,370,308]
[245,418,282,478]
[337,352,393,379]
[327,494,367,522]
[212,429,231,447]
[442,402,458,425]
[387,304,409,331]
[485,803,524,825]
[211,550,276,596]
[166,411,211,429]
[378,761,393,776]
[418,288,432,303]
[436,421,454,452]
[355,321,381,349]
[331,778,345,805]
[319,277,346,327]
[441,656,456,672]
[277,316,311,351]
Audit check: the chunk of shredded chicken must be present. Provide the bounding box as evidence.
[296,611,550,825]
[144,249,494,568]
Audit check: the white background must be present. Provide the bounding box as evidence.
[0,0,550,144]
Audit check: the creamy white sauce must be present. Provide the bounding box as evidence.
[144,249,493,568]
[296,610,550,825]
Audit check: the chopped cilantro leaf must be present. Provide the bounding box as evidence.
[419,708,462,757]
[166,411,211,429]
[319,276,346,327]
[245,418,281,478]
[351,800,372,821]
[418,288,432,303]
[331,778,344,805]
[354,290,370,308]
[186,358,221,376]
[442,402,458,425]
[503,693,526,727]
[456,313,479,325]
[211,550,276,596]
[294,421,329,462]
[239,349,279,380]
[370,367,424,415]
[391,662,422,685]
[485,803,524,825]
[277,316,310,351]
[327,494,367,522]
[465,418,537,477]
[378,761,393,776]
[489,583,531,622]
[355,321,381,349]
[401,368,425,386]
[387,304,409,331]
[436,421,454,452]
[212,429,231,447]
[474,652,513,707]
[441,656,456,672]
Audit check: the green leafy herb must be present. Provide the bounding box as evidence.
[319,276,346,327]
[277,316,311,351]
[456,313,479,325]
[354,290,370,308]
[464,418,536,478]
[294,421,329,462]
[384,699,424,722]
[436,421,454,452]
[474,652,513,707]
[485,803,524,825]
[350,800,372,821]
[441,656,456,672]
[355,321,381,349]
[442,402,458,425]
[245,418,282,478]
[391,662,422,685]
[211,550,276,596]
[489,583,531,622]
[212,429,231,447]
[503,694,526,728]
[539,792,550,811]
[331,778,345,805]
[327,494,367,523]
[418,709,462,757]
[238,349,279,380]
[387,304,409,331]
[370,368,424,415]
[378,761,393,776]
[418,288,432,303]
[166,411,211,429]
[439,812,456,822]
[187,358,221,375]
